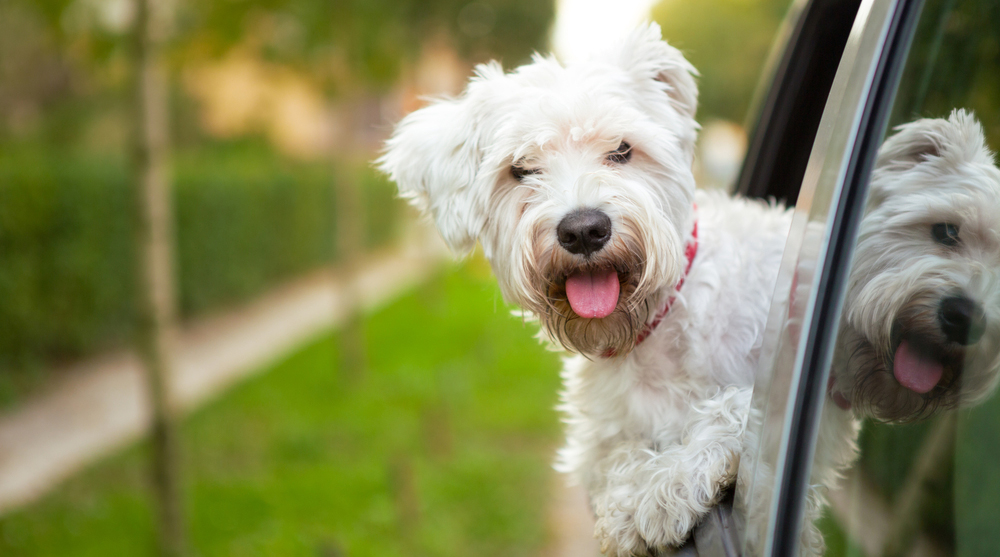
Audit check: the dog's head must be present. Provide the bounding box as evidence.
[832,110,1000,422]
[379,24,699,357]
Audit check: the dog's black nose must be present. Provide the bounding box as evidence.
[939,295,986,345]
[557,209,612,256]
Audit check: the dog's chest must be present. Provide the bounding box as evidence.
[584,345,708,440]
[625,360,700,437]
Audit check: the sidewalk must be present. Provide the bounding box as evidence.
[0,231,447,516]
[543,481,602,557]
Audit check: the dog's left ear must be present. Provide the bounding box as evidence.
[610,23,699,119]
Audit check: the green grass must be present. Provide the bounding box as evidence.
[0,260,563,556]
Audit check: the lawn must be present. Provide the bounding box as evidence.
[0,259,564,557]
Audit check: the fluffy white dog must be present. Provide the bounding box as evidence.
[379,24,790,555]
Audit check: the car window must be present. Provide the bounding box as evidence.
[812,0,1000,555]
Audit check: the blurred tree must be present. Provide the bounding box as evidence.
[652,0,792,125]
[2,0,554,145]
[131,0,186,554]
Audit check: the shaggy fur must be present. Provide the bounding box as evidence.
[379,25,791,555]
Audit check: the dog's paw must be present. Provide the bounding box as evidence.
[631,463,736,550]
[592,492,694,556]
[592,488,655,557]
[632,492,700,550]
[593,499,696,556]
[594,505,653,557]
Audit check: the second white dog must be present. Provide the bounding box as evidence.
[379,24,791,555]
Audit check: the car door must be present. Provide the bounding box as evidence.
[735,0,1000,555]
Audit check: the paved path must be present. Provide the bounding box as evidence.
[0,230,447,515]
[542,481,602,557]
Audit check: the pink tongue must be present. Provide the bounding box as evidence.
[565,269,620,319]
[893,340,944,394]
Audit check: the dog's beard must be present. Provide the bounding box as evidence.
[840,292,998,422]
[514,221,678,358]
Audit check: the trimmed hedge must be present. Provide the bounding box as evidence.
[0,144,400,402]
[172,147,337,316]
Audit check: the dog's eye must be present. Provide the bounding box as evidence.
[511,166,539,181]
[932,223,960,246]
[606,141,632,164]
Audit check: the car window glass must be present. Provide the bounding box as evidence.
[807,0,1000,555]
[734,0,901,553]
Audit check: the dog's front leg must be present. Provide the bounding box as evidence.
[592,386,751,556]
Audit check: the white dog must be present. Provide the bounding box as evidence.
[379,25,791,555]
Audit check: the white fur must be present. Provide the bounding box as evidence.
[379,24,791,555]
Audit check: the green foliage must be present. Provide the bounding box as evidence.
[0,262,563,556]
[121,0,551,93]
[0,150,137,373]
[652,0,792,124]
[856,417,968,552]
[816,507,867,557]
[0,143,401,404]
[888,0,1000,149]
[858,419,937,499]
[2,0,556,147]
[846,403,1000,554]
[955,396,1000,557]
[858,418,956,545]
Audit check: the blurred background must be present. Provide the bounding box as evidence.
[0,0,790,555]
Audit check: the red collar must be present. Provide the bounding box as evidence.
[602,215,699,358]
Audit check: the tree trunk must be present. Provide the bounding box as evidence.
[132,0,186,555]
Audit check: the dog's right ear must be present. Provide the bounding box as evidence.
[378,94,486,256]
[876,118,949,172]
[877,109,991,172]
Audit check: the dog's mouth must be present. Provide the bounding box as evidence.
[547,264,637,319]
[528,232,650,356]
[836,319,973,421]
[892,338,948,394]
[889,330,965,395]
[563,268,620,318]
